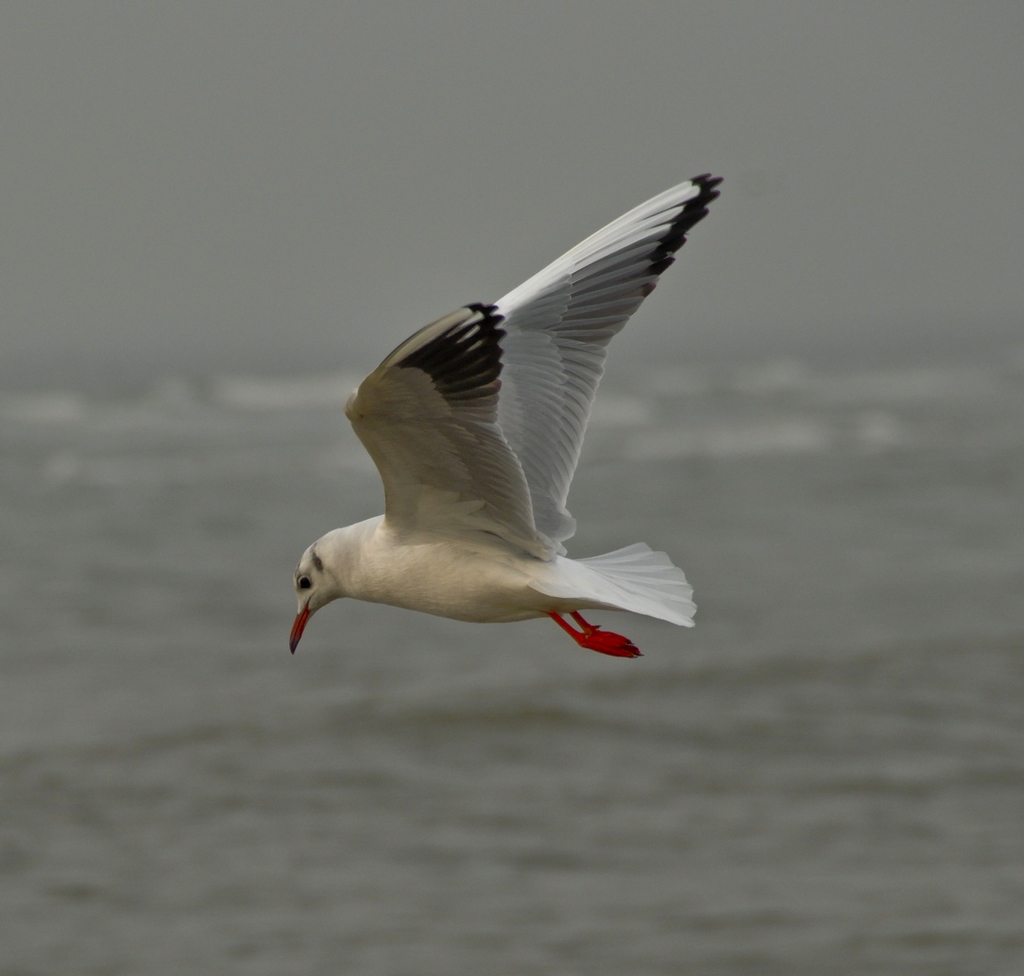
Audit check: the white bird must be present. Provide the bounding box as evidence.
[290,175,721,658]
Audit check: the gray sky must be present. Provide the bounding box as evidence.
[2,2,1022,389]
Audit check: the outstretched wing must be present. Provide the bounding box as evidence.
[494,175,721,547]
[346,177,721,559]
[345,304,552,558]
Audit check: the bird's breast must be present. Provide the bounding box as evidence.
[351,531,548,623]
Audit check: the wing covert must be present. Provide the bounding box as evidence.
[345,304,552,559]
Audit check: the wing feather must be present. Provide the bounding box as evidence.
[343,177,720,560]
[346,305,551,558]
[494,175,721,545]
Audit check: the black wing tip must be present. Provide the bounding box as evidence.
[464,302,504,325]
[674,174,723,229]
[647,174,722,275]
[692,172,723,189]
[399,304,507,401]
[690,173,723,200]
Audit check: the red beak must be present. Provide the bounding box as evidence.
[290,602,312,654]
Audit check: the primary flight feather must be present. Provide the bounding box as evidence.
[291,175,721,658]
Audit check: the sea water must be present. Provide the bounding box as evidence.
[0,351,1022,975]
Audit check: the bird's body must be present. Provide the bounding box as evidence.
[304,516,694,625]
[301,517,545,623]
[291,175,721,657]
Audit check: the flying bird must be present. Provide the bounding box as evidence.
[291,175,721,658]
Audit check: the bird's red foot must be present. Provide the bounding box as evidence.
[547,611,642,658]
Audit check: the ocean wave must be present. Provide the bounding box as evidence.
[1,393,88,425]
[41,450,275,488]
[809,365,1005,403]
[211,372,362,411]
[626,418,832,460]
[588,393,653,428]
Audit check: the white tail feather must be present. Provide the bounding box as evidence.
[530,543,696,626]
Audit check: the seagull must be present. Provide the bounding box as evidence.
[290,175,721,658]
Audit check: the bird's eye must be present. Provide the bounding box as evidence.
[298,576,312,590]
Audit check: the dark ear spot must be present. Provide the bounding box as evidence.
[312,552,324,572]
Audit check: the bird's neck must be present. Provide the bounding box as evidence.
[316,516,385,599]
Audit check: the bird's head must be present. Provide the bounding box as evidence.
[288,519,377,653]
[289,544,331,653]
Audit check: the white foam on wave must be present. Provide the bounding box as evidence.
[729,359,810,395]
[41,448,351,488]
[212,373,362,411]
[1,393,87,425]
[637,359,1011,405]
[812,365,1001,403]
[588,394,653,428]
[42,451,250,488]
[626,418,832,461]
[853,411,907,451]
[646,366,713,397]
[2,379,210,433]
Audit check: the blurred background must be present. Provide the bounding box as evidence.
[1,3,1022,974]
